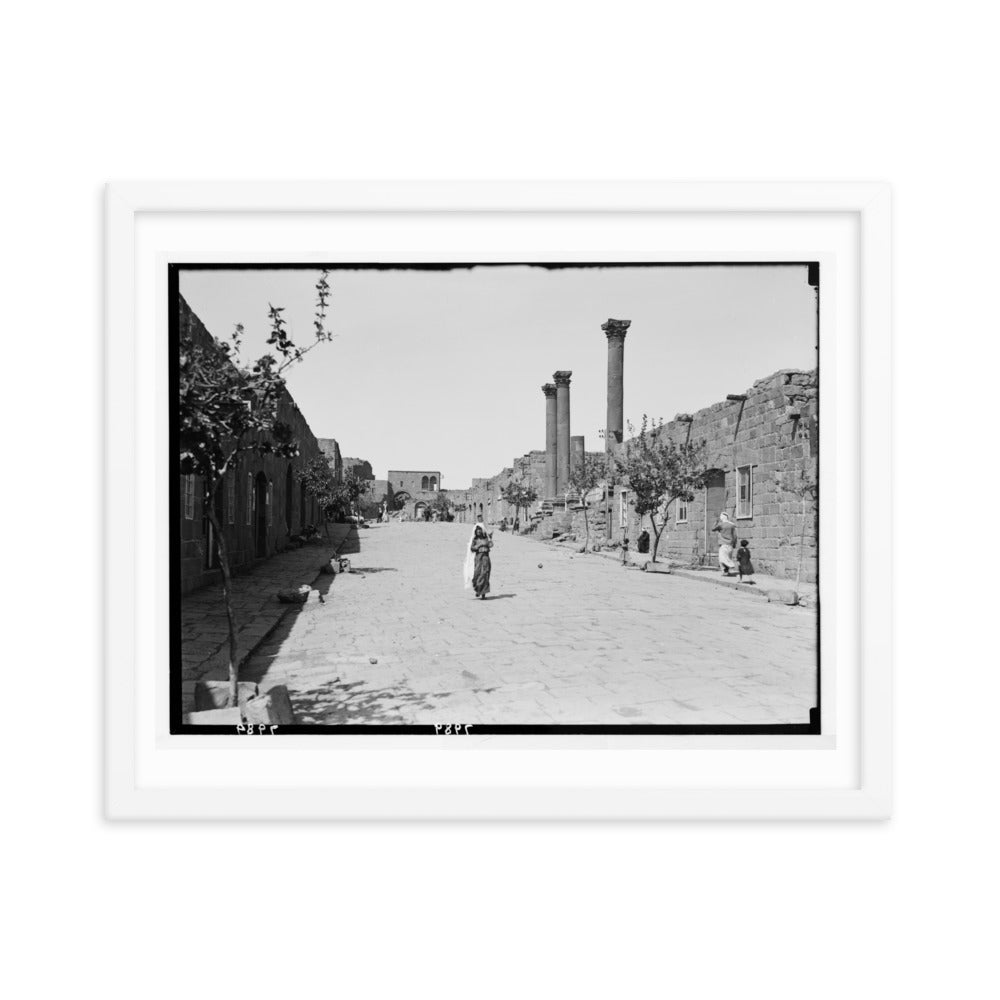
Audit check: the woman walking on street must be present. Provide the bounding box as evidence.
[463,522,494,599]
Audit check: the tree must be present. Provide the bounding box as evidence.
[777,465,818,592]
[500,480,538,528]
[178,270,334,706]
[567,453,605,551]
[296,456,338,538]
[340,471,366,520]
[429,491,454,521]
[615,416,709,563]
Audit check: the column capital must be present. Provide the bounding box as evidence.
[553,370,573,386]
[541,383,557,397]
[602,318,631,340]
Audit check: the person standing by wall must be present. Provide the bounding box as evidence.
[712,511,738,576]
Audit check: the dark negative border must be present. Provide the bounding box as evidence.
[169,261,821,736]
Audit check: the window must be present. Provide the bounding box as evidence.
[183,475,195,520]
[246,473,253,525]
[429,476,438,491]
[737,465,754,519]
[421,476,429,490]
[227,474,235,525]
[619,490,628,526]
[676,498,688,524]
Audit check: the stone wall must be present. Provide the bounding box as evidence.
[386,469,443,517]
[449,448,604,526]
[564,368,818,582]
[177,295,328,595]
[343,457,374,480]
[317,438,343,483]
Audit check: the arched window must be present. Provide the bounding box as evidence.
[429,476,438,491]
[421,476,429,490]
[284,465,294,531]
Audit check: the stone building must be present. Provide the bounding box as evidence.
[316,438,344,483]
[342,457,374,481]
[177,295,330,594]
[387,469,442,518]
[450,444,604,526]
[567,368,818,581]
[453,310,817,583]
[360,478,390,513]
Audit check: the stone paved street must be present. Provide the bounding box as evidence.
[180,523,355,688]
[242,521,818,725]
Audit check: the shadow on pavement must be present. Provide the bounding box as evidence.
[290,678,454,724]
[485,593,517,600]
[337,528,362,556]
[239,530,358,686]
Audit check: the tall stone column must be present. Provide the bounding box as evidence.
[542,383,557,500]
[553,370,573,496]
[602,318,630,452]
[571,435,585,477]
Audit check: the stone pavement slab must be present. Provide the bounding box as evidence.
[179,525,356,706]
[241,521,819,726]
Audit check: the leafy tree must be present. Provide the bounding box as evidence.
[429,491,454,521]
[340,471,366,519]
[567,452,606,551]
[297,456,338,538]
[615,416,709,563]
[178,270,334,706]
[500,480,538,528]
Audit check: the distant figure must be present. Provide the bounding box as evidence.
[621,534,630,566]
[513,517,520,533]
[463,522,493,599]
[736,539,755,584]
[712,511,738,576]
[637,529,650,554]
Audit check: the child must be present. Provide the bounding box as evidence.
[736,539,755,584]
[621,534,630,566]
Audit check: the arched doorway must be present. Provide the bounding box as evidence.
[702,468,727,562]
[255,472,269,558]
[299,474,307,529]
[414,500,427,520]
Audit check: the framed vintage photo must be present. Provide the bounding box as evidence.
[105,181,891,819]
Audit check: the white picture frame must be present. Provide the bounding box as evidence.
[105,181,891,820]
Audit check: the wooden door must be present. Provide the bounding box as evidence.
[703,469,726,559]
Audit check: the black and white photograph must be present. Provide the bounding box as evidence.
[173,261,820,734]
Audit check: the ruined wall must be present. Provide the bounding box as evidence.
[564,368,818,582]
[317,438,343,483]
[343,457,374,480]
[177,295,326,595]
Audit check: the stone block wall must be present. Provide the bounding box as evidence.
[343,457,374,480]
[317,438,343,483]
[177,295,328,595]
[564,369,818,582]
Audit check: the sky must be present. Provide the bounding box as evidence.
[179,264,817,488]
